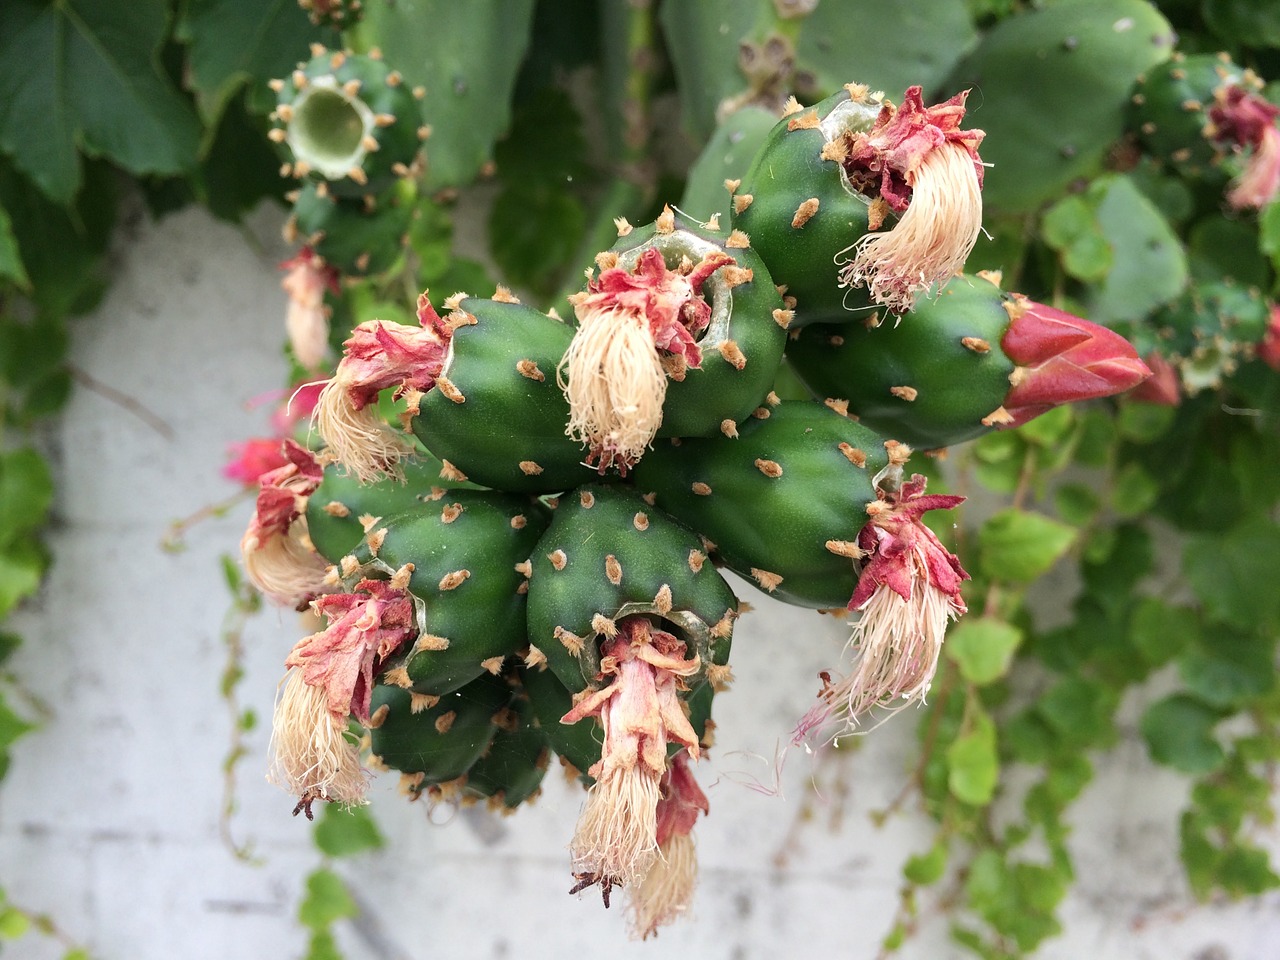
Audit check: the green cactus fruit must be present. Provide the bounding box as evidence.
[605,209,789,439]
[410,294,603,494]
[731,87,879,325]
[520,663,603,780]
[463,687,549,809]
[297,0,363,30]
[786,275,1017,450]
[786,274,1151,450]
[286,181,414,278]
[633,400,891,609]
[1129,53,1245,175]
[525,484,737,694]
[1145,281,1270,394]
[270,46,426,199]
[367,671,512,793]
[940,0,1173,214]
[305,454,479,566]
[345,489,549,696]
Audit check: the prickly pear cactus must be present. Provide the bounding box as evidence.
[1138,281,1270,394]
[633,400,891,608]
[297,0,363,30]
[345,489,549,696]
[410,293,605,493]
[525,484,736,694]
[367,670,513,795]
[520,662,604,780]
[785,274,1150,449]
[285,180,414,278]
[462,688,550,809]
[304,454,478,565]
[269,46,426,198]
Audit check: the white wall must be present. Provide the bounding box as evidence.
[2,201,1277,960]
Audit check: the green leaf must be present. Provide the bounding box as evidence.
[1054,483,1101,527]
[1185,522,1280,632]
[0,202,28,288]
[1217,845,1280,897]
[0,697,35,751]
[1036,676,1114,749]
[1016,405,1073,447]
[945,618,1022,685]
[947,709,998,806]
[355,0,537,190]
[0,449,53,549]
[298,868,357,932]
[1110,462,1159,518]
[0,631,20,665]
[1178,628,1276,709]
[1116,401,1175,443]
[978,508,1077,583]
[180,0,323,126]
[0,906,28,939]
[314,803,384,858]
[1129,598,1198,667]
[904,841,949,885]
[1141,694,1225,774]
[0,547,44,620]
[304,929,344,960]
[0,0,201,203]
[62,951,91,960]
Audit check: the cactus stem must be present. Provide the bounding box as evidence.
[268,668,368,816]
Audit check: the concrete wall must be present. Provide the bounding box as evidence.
[2,201,1277,960]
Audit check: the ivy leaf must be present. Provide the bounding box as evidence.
[0,202,28,288]
[1110,462,1159,518]
[1177,628,1276,709]
[0,449,53,550]
[1184,522,1280,632]
[179,0,324,126]
[1036,676,1115,750]
[0,0,201,204]
[298,868,356,931]
[978,508,1077,583]
[1141,694,1225,774]
[947,709,998,806]
[945,618,1022,685]
[0,697,35,751]
[903,842,949,886]
[1129,598,1198,667]
[0,546,44,620]
[313,803,384,858]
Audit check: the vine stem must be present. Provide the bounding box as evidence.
[161,488,254,552]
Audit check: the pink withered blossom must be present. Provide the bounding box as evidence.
[836,86,986,314]
[1208,84,1280,210]
[281,247,340,370]
[561,617,702,902]
[560,239,735,474]
[239,440,329,607]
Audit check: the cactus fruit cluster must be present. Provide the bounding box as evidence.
[243,54,1171,940]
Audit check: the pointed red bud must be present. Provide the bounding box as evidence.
[999,296,1151,428]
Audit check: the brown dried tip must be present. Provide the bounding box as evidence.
[772,308,794,329]
[367,704,390,728]
[704,213,721,231]
[688,549,707,573]
[961,336,991,354]
[633,512,649,531]
[555,626,585,656]
[691,482,712,496]
[883,439,913,465]
[434,711,457,734]
[441,503,463,523]
[323,501,351,518]
[709,612,734,639]
[524,645,548,669]
[439,569,470,591]
[787,111,820,131]
[751,568,784,592]
[614,217,633,237]
[511,514,528,529]
[754,458,783,478]
[820,138,849,163]
[591,613,618,638]
[724,178,742,194]
[838,442,868,467]
[981,406,1015,427]
[410,693,440,714]
[519,461,544,476]
[720,266,753,288]
[825,539,864,559]
[548,549,568,571]
[720,419,739,439]
[339,554,361,578]
[439,460,469,482]
[751,406,771,419]
[718,340,747,370]
[782,96,803,117]
[414,633,450,652]
[435,375,465,404]
[383,665,412,689]
[655,206,676,233]
[365,527,388,556]
[605,554,623,586]
[492,285,520,304]
[733,193,755,215]
[791,198,820,228]
[890,385,919,402]
[514,560,533,578]
[579,490,596,508]
[707,663,734,691]
[726,230,751,249]
[653,584,673,614]
[829,335,845,347]
[481,656,505,675]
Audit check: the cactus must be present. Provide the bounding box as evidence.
[1130,52,1280,210]
[557,207,786,473]
[939,0,1174,213]
[304,453,477,566]
[784,274,1151,450]
[410,293,604,493]
[342,489,549,696]
[1140,281,1271,395]
[634,400,895,608]
[525,484,736,695]
[285,180,414,278]
[463,688,550,810]
[732,83,984,320]
[269,45,426,199]
[367,671,514,798]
